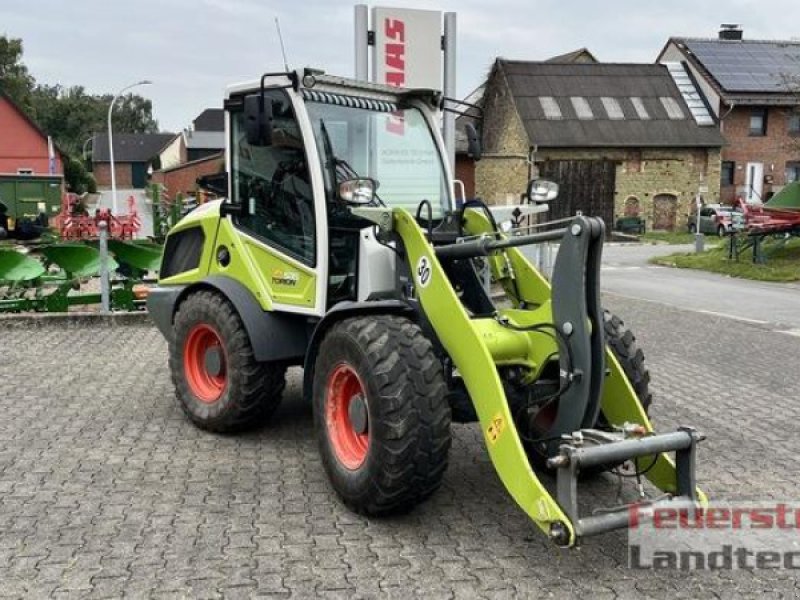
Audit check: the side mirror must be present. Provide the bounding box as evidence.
[339,178,377,205]
[527,179,559,203]
[244,94,273,146]
[464,122,482,161]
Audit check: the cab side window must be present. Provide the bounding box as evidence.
[231,90,316,265]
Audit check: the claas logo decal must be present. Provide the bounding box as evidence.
[384,18,405,135]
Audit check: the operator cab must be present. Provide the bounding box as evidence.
[222,69,456,310]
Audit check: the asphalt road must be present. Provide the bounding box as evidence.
[1,297,799,598]
[602,243,800,333]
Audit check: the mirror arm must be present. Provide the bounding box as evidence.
[220,201,244,217]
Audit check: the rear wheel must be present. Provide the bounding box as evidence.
[717,224,726,237]
[603,310,652,413]
[170,290,286,432]
[313,315,451,515]
[688,223,697,234]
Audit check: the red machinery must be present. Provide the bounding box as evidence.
[55,194,141,240]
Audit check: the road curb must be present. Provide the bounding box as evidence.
[0,311,152,328]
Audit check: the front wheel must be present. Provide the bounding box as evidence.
[688,223,697,234]
[170,291,286,432]
[313,315,451,515]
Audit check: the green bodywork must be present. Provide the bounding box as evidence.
[158,202,317,309]
[395,208,706,546]
[155,198,705,547]
[0,240,160,313]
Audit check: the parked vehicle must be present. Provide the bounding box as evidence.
[614,216,645,234]
[688,205,742,236]
[147,68,706,548]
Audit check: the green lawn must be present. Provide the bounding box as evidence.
[650,237,800,282]
[640,231,696,245]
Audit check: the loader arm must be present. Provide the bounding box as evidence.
[394,209,576,544]
[394,208,705,547]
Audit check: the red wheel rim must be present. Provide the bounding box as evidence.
[183,323,227,403]
[325,363,370,470]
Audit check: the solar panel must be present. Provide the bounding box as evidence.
[685,40,800,92]
[663,62,715,126]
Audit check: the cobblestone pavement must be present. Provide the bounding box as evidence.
[1,297,799,599]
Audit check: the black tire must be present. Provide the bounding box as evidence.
[313,315,451,515]
[170,290,286,432]
[717,225,726,238]
[603,310,652,413]
[688,223,697,234]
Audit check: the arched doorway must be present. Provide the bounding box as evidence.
[624,196,641,217]
[652,194,678,230]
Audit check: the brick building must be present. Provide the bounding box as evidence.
[469,59,724,230]
[150,153,224,200]
[0,91,64,176]
[659,26,800,203]
[91,132,174,189]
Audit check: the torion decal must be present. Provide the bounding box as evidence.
[271,269,300,287]
[415,255,432,288]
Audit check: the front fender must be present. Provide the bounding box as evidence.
[149,275,309,364]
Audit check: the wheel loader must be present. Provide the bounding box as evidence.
[148,69,706,547]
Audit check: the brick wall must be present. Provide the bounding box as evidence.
[150,155,224,200]
[93,163,133,188]
[474,68,530,204]
[719,106,800,202]
[539,148,721,230]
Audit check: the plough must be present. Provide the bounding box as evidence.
[0,239,161,313]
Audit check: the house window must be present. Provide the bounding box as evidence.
[749,108,767,136]
[789,114,800,136]
[786,162,800,184]
[17,168,33,175]
[721,161,735,186]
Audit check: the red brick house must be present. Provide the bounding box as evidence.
[659,26,800,203]
[0,91,64,176]
[150,153,224,200]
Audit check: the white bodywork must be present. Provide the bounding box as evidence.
[222,70,453,315]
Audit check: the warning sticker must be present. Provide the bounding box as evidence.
[486,413,505,445]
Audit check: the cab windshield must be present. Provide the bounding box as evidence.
[305,98,451,218]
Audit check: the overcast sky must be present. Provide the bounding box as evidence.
[1,0,797,131]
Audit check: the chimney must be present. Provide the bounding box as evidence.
[719,24,743,40]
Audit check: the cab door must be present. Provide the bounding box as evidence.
[209,87,328,316]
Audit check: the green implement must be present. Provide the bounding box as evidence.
[0,249,47,283]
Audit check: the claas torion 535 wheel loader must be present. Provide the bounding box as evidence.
[147,69,706,547]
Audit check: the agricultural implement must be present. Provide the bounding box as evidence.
[0,239,161,313]
[148,69,706,547]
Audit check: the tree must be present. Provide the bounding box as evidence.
[31,85,159,157]
[1,34,159,191]
[0,36,35,112]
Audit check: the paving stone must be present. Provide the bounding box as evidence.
[0,298,797,597]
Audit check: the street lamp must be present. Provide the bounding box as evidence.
[107,79,152,213]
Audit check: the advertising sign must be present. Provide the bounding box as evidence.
[371,7,443,91]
